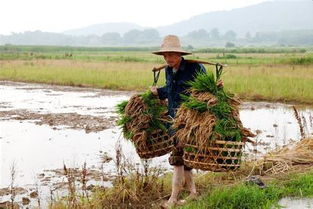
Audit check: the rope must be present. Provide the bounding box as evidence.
[215,63,223,81]
[152,70,161,86]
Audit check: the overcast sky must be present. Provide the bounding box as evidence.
[1,0,273,35]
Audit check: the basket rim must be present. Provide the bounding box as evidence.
[184,159,241,168]
[184,152,241,160]
[185,144,242,152]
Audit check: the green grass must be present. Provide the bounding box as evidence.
[0,47,313,104]
[181,170,313,209]
[182,184,281,209]
[195,47,309,54]
[0,53,311,65]
[0,60,166,90]
[0,45,159,53]
[1,45,313,65]
[1,59,312,104]
[224,65,313,104]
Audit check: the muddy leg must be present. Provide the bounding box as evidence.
[184,169,197,198]
[168,165,184,204]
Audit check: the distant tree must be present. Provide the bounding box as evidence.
[245,32,252,40]
[86,35,101,46]
[123,29,160,45]
[184,29,210,45]
[223,30,237,41]
[123,29,141,44]
[186,45,194,51]
[186,29,209,40]
[210,28,220,40]
[100,32,122,45]
[139,29,160,44]
[225,42,235,48]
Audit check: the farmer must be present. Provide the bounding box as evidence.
[151,35,206,207]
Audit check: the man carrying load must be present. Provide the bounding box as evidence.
[151,35,222,207]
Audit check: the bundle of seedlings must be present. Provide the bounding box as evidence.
[258,137,313,175]
[116,91,173,159]
[173,66,255,171]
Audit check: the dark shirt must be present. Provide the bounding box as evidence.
[157,57,206,118]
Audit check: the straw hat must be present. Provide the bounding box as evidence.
[153,35,191,55]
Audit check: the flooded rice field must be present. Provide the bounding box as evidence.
[0,81,313,207]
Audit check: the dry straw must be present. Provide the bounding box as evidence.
[258,138,313,174]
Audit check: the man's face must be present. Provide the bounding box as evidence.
[163,52,182,68]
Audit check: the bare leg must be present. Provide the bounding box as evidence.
[184,169,197,199]
[167,165,184,204]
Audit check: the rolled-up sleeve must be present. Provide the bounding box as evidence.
[198,64,206,73]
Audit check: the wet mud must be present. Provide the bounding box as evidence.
[0,109,116,133]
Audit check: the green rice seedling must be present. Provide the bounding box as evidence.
[181,70,245,142]
[116,91,173,159]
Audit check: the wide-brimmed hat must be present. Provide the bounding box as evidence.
[153,35,192,55]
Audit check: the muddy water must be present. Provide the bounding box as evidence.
[240,102,313,157]
[279,197,313,209]
[1,81,313,205]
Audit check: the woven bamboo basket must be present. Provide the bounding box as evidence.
[134,129,174,159]
[183,140,245,171]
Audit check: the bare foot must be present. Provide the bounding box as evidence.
[161,200,176,209]
[177,193,198,205]
[186,192,198,201]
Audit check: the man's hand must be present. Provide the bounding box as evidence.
[150,86,158,95]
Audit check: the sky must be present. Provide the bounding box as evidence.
[0,0,272,35]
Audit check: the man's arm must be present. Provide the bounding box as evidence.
[151,85,168,100]
[151,67,169,99]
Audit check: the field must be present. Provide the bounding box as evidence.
[1,45,313,208]
[0,45,313,104]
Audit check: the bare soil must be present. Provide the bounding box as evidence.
[0,109,117,133]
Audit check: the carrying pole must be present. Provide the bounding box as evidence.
[152,59,226,72]
[151,60,226,86]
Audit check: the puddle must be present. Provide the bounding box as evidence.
[0,81,131,117]
[0,120,169,207]
[0,121,169,187]
[240,102,313,158]
[0,81,313,206]
[279,197,313,209]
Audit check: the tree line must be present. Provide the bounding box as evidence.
[1,28,313,47]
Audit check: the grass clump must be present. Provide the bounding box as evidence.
[48,153,313,209]
[182,170,313,209]
[288,56,313,65]
[182,184,282,209]
[280,171,313,197]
